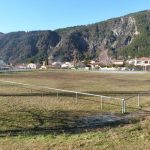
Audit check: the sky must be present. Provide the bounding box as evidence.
[0,0,149,33]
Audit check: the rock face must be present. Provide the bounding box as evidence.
[0,10,150,63]
[54,15,140,62]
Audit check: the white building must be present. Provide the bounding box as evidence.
[27,63,37,69]
[15,64,28,69]
[61,63,69,69]
[126,57,150,71]
[51,62,62,68]
[39,65,47,69]
[90,60,96,64]
[112,60,124,66]
[134,57,150,66]
[99,67,118,71]
[61,62,74,69]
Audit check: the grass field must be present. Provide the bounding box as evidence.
[0,70,150,150]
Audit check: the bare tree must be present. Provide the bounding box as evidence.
[73,49,79,67]
[98,47,112,66]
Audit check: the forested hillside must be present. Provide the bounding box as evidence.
[0,10,150,63]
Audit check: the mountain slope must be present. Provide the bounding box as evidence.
[0,31,60,63]
[0,10,150,63]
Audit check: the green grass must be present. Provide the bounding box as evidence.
[0,70,150,150]
[0,118,149,150]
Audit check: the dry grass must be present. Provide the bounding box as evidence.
[1,70,150,91]
[0,70,150,150]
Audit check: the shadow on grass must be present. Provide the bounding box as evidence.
[1,89,150,96]
[0,107,147,137]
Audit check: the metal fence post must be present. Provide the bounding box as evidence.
[76,92,78,103]
[101,96,103,110]
[138,94,140,107]
[122,98,126,113]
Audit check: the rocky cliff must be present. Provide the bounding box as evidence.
[0,10,150,64]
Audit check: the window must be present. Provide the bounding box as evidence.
[137,61,142,64]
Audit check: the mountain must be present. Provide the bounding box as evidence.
[0,32,4,37]
[0,10,150,64]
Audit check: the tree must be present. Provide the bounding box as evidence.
[73,49,79,67]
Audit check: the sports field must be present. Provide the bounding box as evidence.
[0,70,149,150]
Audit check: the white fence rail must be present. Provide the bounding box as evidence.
[0,80,136,113]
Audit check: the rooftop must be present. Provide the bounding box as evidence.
[136,57,150,61]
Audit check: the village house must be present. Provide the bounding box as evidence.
[134,57,150,66]
[61,62,74,69]
[126,57,150,71]
[39,61,47,69]
[112,60,124,66]
[90,62,100,70]
[127,57,150,66]
[51,61,62,68]
[15,64,28,69]
[134,57,150,71]
[27,63,37,69]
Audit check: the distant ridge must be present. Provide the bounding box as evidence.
[0,10,150,63]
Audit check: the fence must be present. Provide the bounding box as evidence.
[0,80,149,114]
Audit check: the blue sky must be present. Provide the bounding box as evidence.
[0,0,149,33]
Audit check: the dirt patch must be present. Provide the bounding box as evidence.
[76,111,150,130]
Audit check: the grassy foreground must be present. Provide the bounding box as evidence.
[0,118,150,150]
[0,70,150,150]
